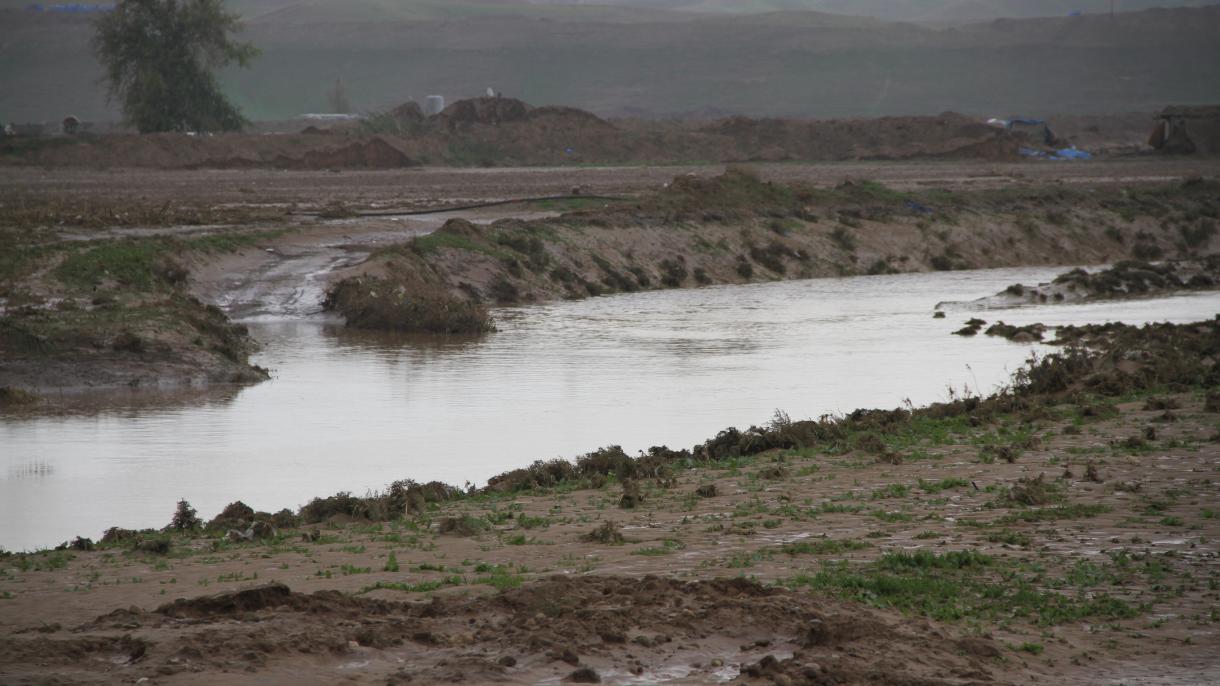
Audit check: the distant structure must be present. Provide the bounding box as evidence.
[424,95,445,116]
[300,113,362,122]
[1149,106,1220,155]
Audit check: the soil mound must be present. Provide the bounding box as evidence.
[702,111,1017,161]
[154,582,382,620]
[0,576,1015,683]
[437,96,534,130]
[1,132,417,170]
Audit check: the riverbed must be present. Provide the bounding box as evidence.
[2,266,1217,551]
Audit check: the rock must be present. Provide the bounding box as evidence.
[565,667,601,683]
[227,529,253,543]
[249,521,276,539]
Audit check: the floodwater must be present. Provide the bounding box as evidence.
[2,266,1218,551]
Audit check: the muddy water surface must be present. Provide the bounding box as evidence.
[2,267,1218,551]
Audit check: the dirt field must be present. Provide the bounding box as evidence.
[6,158,1220,210]
[2,381,1217,684]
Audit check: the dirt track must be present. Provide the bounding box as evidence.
[5,158,1220,210]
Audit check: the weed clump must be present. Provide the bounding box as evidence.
[437,515,487,537]
[984,321,1046,342]
[580,521,625,545]
[619,479,643,509]
[0,387,39,407]
[953,318,987,337]
[1004,474,1062,506]
[658,258,687,287]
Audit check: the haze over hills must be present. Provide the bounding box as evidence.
[0,1,1217,124]
[524,0,1220,24]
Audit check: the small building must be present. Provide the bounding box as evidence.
[1149,106,1220,155]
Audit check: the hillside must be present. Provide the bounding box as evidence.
[0,3,1217,123]
[529,0,1220,23]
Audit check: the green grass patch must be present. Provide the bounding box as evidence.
[780,538,871,556]
[631,538,685,556]
[997,504,1111,525]
[919,478,970,494]
[786,550,1140,626]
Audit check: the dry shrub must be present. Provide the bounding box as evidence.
[1005,474,1061,506]
[437,515,488,537]
[619,479,643,509]
[580,521,625,545]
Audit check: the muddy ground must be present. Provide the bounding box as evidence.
[6,158,1220,209]
[3,158,1219,396]
[2,370,1217,684]
[1,161,1219,684]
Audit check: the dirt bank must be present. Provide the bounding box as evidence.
[971,256,1220,308]
[2,319,1218,684]
[0,226,273,399]
[4,163,1217,399]
[325,170,1220,333]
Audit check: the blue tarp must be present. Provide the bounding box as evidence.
[1019,146,1092,161]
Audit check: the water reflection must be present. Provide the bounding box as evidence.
[2,266,1217,551]
[7,461,53,479]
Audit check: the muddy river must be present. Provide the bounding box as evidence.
[3,267,1218,551]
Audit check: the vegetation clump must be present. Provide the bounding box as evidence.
[580,521,625,545]
[324,276,494,335]
[952,318,987,336]
[984,321,1046,342]
[169,499,201,531]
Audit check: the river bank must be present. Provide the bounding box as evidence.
[3,167,1218,403]
[1,317,1217,685]
[323,171,1220,333]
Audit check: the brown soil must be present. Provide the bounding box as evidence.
[324,170,1220,332]
[0,97,1127,170]
[2,384,1217,684]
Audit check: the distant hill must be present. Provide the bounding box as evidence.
[1,2,1217,124]
[527,0,1220,23]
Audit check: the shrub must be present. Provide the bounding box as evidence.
[169,499,201,531]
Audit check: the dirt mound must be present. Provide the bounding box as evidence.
[1,132,417,170]
[437,96,534,130]
[0,576,1014,684]
[530,105,615,129]
[154,582,384,620]
[702,111,1017,161]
